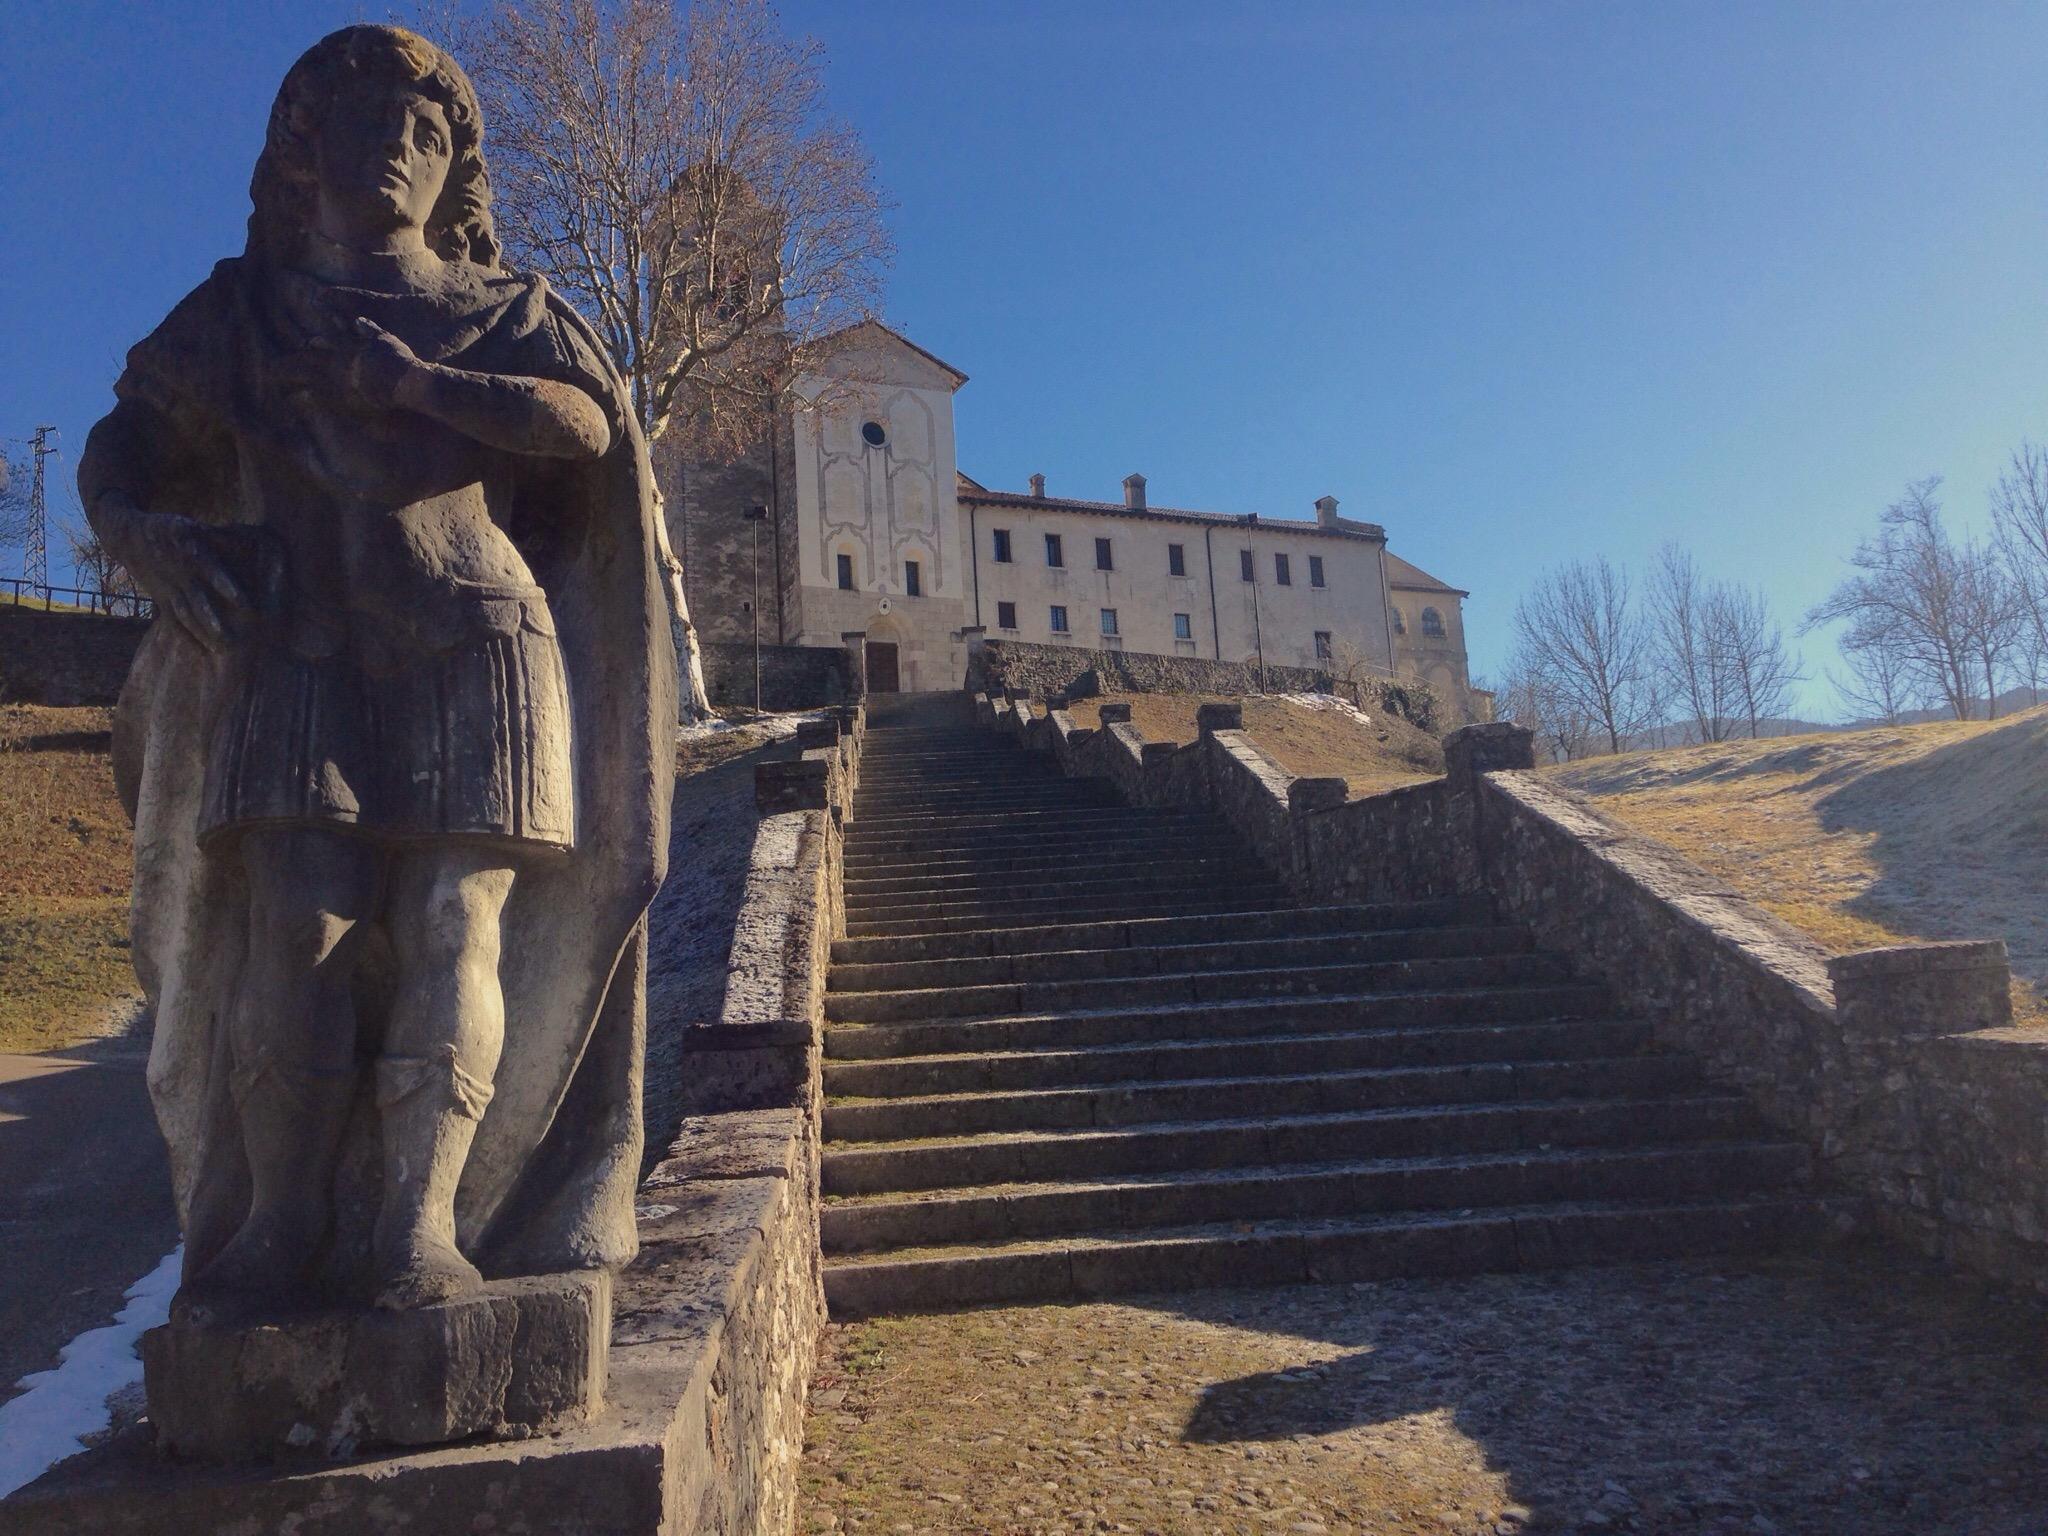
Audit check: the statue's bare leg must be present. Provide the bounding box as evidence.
[197,827,377,1301]
[374,845,515,1309]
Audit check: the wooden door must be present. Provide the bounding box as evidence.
[865,641,900,693]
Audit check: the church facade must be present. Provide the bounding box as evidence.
[673,321,1483,715]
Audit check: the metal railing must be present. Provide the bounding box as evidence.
[2,576,154,619]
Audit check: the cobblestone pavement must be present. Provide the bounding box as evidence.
[797,1246,2048,1536]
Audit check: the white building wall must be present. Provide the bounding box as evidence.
[963,506,1393,675]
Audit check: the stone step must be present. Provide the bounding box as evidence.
[842,897,1299,940]
[822,982,1612,1060]
[820,1141,1812,1255]
[841,886,1293,930]
[821,1195,1834,1316]
[843,869,1289,917]
[829,899,1495,966]
[823,1053,1700,1141]
[846,813,1219,856]
[825,951,1574,1024]
[847,804,1188,838]
[827,923,1535,993]
[841,840,1240,882]
[856,778,1113,802]
[841,854,1260,901]
[822,1017,1654,1099]
[820,1089,1744,1197]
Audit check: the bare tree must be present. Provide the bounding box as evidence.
[1649,543,1736,744]
[1511,557,1660,754]
[447,0,893,713]
[1710,581,1803,737]
[1805,478,1980,720]
[1827,611,1920,725]
[0,448,29,552]
[1991,441,2048,710]
[63,521,144,614]
[1497,656,1597,763]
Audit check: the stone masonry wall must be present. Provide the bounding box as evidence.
[0,607,149,706]
[701,640,855,712]
[981,691,2048,1293]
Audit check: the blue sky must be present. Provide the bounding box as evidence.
[4,1,2044,714]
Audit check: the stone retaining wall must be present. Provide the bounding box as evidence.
[700,640,855,713]
[0,607,150,706]
[980,690,2048,1292]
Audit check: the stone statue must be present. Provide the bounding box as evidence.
[80,21,673,1400]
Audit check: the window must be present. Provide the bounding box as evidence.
[1168,543,1186,577]
[1314,630,1332,660]
[836,552,854,591]
[992,528,1013,563]
[1100,608,1119,637]
[1391,607,1406,635]
[1095,537,1114,571]
[1240,549,1255,582]
[997,600,1018,630]
[1309,555,1325,588]
[1421,606,1447,638]
[1275,553,1292,586]
[1045,533,1064,568]
[861,421,887,447]
[1173,613,1193,641]
[1049,605,1069,633]
[904,559,921,598]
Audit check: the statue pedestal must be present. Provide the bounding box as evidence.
[143,1271,609,1461]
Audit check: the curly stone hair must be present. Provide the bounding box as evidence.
[246,24,499,270]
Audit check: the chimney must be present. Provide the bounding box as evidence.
[1029,473,1046,498]
[1315,495,1340,528]
[1123,473,1147,510]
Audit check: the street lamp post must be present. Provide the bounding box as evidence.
[743,504,769,712]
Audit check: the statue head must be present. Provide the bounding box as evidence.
[248,25,499,270]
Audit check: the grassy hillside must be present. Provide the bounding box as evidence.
[1059,691,1444,795]
[0,705,139,1053]
[1546,710,2048,1029]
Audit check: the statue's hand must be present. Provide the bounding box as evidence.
[129,514,254,652]
[341,317,424,407]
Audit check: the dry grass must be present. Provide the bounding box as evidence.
[1061,692,1443,796]
[1546,710,2048,1031]
[0,704,139,1054]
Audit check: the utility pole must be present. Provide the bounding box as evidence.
[744,504,769,712]
[26,426,55,598]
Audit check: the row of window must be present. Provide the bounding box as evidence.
[839,551,925,596]
[991,599,1332,657]
[991,529,1327,588]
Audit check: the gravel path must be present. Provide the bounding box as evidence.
[798,1245,2048,1536]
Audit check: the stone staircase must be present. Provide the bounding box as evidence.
[820,698,1824,1317]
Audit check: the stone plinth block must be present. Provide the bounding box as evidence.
[1288,775,1349,813]
[1444,721,1536,780]
[1196,702,1244,736]
[1095,702,1133,725]
[143,1271,609,1461]
[1830,940,2013,1038]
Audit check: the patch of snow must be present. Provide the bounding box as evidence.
[0,1244,181,1496]
[1276,691,1378,730]
[675,709,821,745]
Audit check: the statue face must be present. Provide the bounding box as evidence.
[311,84,455,249]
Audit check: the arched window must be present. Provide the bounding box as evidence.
[1390,607,1406,635]
[1421,606,1446,638]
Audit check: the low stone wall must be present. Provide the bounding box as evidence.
[700,640,854,713]
[14,708,865,1534]
[980,691,2048,1293]
[969,637,1334,704]
[0,607,150,705]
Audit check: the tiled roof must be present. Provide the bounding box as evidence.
[957,486,1386,542]
[1385,552,1467,597]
